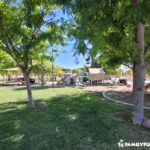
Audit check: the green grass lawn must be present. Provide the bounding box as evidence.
[0,87,150,150]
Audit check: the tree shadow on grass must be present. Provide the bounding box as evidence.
[0,92,149,150]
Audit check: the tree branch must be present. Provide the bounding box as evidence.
[0,21,22,59]
[122,64,133,70]
[0,44,23,69]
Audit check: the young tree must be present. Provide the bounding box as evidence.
[0,0,65,108]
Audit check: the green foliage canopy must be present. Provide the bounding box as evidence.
[0,0,66,73]
[66,0,150,68]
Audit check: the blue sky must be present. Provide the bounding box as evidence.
[48,9,88,69]
[47,9,130,70]
[53,44,88,69]
[51,9,130,70]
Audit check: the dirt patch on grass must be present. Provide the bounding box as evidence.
[8,99,18,102]
[106,91,150,107]
[77,84,132,93]
[77,85,150,107]
[37,102,49,109]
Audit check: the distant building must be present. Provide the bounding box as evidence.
[62,68,72,73]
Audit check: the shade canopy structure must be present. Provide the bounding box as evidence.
[72,73,78,77]
[78,72,88,77]
[89,68,105,74]
[64,76,71,82]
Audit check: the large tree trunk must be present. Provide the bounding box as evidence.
[132,64,147,125]
[132,20,146,125]
[24,71,35,108]
[131,62,136,97]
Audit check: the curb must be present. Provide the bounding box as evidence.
[102,91,150,110]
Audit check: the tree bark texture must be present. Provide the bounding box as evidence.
[24,71,35,108]
[132,20,146,125]
[132,64,146,125]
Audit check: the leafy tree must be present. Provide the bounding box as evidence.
[0,51,16,70]
[146,67,150,76]
[32,59,64,76]
[125,69,133,76]
[72,68,82,73]
[64,0,150,125]
[0,0,47,107]
[0,51,16,83]
[0,0,66,108]
[54,65,64,76]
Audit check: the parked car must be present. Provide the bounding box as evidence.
[17,77,35,84]
[119,79,127,85]
[30,78,35,83]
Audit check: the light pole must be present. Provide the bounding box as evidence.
[39,53,44,87]
[52,49,58,86]
[41,56,44,87]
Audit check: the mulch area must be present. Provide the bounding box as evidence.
[76,84,150,107]
[106,91,150,107]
